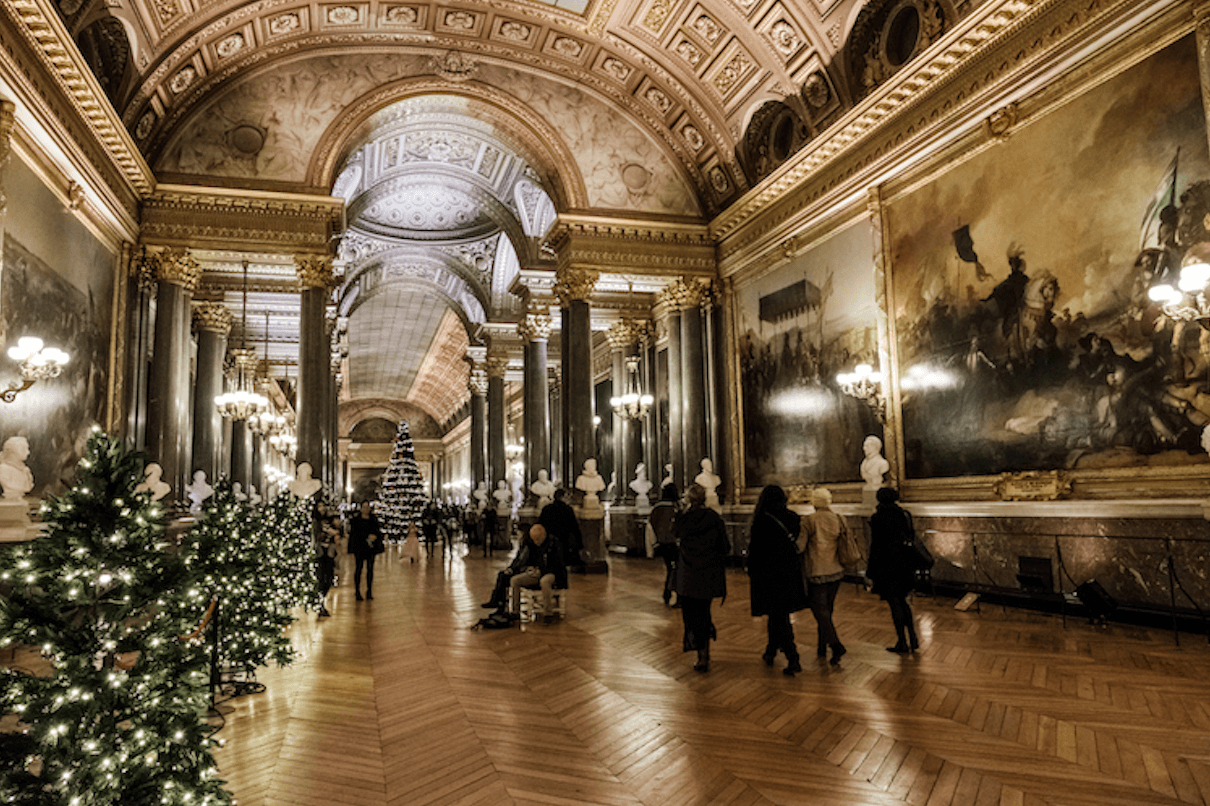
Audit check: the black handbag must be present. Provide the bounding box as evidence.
[903,511,934,571]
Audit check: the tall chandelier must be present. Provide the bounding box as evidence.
[610,355,653,420]
[215,260,269,421]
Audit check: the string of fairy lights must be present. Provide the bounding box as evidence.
[0,429,321,805]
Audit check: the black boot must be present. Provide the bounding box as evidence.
[783,648,802,676]
[829,643,846,666]
[761,647,777,666]
[693,648,709,673]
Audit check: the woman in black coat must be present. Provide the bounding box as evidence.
[675,483,731,672]
[866,487,920,653]
[347,500,384,601]
[747,485,809,675]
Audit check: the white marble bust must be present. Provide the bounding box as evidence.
[630,462,653,507]
[473,481,489,511]
[661,463,673,489]
[186,470,214,513]
[232,481,248,502]
[694,458,721,511]
[860,435,890,490]
[287,463,322,499]
[0,436,33,501]
[531,469,556,509]
[493,479,512,513]
[576,458,606,513]
[135,462,171,501]
[247,484,262,506]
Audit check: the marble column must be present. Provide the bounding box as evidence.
[191,302,232,484]
[230,418,252,487]
[681,285,708,483]
[557,267,598,492]
[330,364,342,493]
[145,249,202,501]
[486,356,508,489]
[640,323,660,496]
[559,306,571,489]
[250,434,264,496]
[518,311,552,501]
[469,370,487,490]
[124,252,156,450]
[661,293,684,488]
[606,321,630,501]
[295,256,335,479]
[548,368,563,486]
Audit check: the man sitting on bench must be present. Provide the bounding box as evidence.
[481,524,567,622]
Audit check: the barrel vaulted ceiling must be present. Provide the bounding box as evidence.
[47,0,980,426]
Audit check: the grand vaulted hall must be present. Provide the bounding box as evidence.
[2,0,1210,803]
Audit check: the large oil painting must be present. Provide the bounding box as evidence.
[888,36,1210,478]
[738,220,881,488]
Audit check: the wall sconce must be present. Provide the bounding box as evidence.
[4,337,70,403]
[836,362,886,422]
[1149,252,1210,327]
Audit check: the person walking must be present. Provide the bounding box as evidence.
[648,483,680,606]
[866,487,921,653]
[347,500,384,600]
[747,485,809,675]
[675,483,731,672]
[800,487,848,665]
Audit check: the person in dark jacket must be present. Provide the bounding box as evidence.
[675,483,731,672]
[866,487,920,653]
[347,500,384,600]
[648,483,680,606]
[481,524,568,620]
[747,485,809,675]
[539,488,583,569]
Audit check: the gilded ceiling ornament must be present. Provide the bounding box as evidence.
[135,110,156,141]
[193,303,233,335]
[432,51,479,82]
[500,21,531,41]
[601,58,630,82]
[327,6,359,24]
[384,6,418,25]
[295,256,337,290]
[712,52,751,96]
[485,356,509,378]
[708,165,729,194]
[268,13,300,35]
[169,66,196,94]
[661,277,711,311]
[444,10,476,30]
[606,320,633,349]
[153,0,178,25]
[154,249,202,291]
[693,14,722,44]
[517,311,552,342]
[216,33,245,58]
[644,87,672,114]
[67,182,85,211]
[681,125,704,151]
[768,21,800,56]
[984,102,1019,140]
[554,266,598,305]
[642,0,671,33]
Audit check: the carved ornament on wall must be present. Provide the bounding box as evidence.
[992,470,1073,502]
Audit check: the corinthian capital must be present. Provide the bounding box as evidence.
[517,311,552,342]
[485,356,510,379]
[606,320,633,350]
[660,277,712,311]
[468,369,488,396]
[295,255,337,290]
[193,302,233,335]
[554,266,598,305]
[154,248,202,292]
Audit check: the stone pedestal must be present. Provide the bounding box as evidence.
[0,499,34,542]
[861,488,879,516]
[608,506,643,556]
[575,509,609,574]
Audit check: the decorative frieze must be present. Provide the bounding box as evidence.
[193,302,233,334]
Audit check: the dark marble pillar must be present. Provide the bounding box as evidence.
[681,301,706,480]
[295,256,335,480]
[607,321,630,501]
[640,325,660,496]
[250,434,263,496]
[486,356,508,488]
[558,268,598,485]
[548,368,563,486]
[703,296,720,473]
[125,253,156,451]
[190,302,231,484]
[230,419,252,487]
[560,306,571,488]
[519,312,552,500]
[663,305,684,488]
[469,371,487,491]
[145,249,201,501]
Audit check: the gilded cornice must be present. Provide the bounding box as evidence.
[517,311,552,342]
[152,247,202,291]
[0,0,153,197]
[142,185,344,251]
[710,0,1068,246]
[192,302,233,335]
[553,266,599,305]
[295,255,337,290]
[545,215,717,276]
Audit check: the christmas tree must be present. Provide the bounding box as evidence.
[261,490,318,610]
[172,479,297,693]
[0,429,233,805]
[378,420,426,540]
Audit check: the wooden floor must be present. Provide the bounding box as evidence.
[210,541,1210,806]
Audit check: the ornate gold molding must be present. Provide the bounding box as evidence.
[605,320,633,350]
[554,266,599,305]
[992,470,1074,502]
[295,255,337,290]
[660,276,713,311]
[193,302,233,334]
[517,311,552,342]
[152,248,202,291]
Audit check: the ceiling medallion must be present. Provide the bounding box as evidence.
[432,51,479,82]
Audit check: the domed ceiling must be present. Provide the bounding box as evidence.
[47,0,938,429]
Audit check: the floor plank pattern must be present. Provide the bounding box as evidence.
[204,543,1210,806]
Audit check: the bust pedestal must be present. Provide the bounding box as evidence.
[0,498,34,542]
[575,500,609,574]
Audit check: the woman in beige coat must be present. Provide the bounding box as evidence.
[799,488,848,665]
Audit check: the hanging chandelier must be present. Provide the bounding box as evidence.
[215,260,269,421]
[610,355,653,420]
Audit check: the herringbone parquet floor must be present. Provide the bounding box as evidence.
[210,541,1210,806]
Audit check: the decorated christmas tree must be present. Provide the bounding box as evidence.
[171,479,297,692]
[378,420,426,540]
[262,488,318,610]
[0,429,233,806]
